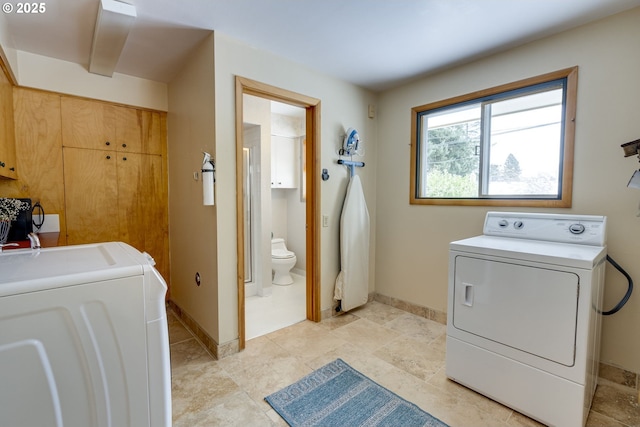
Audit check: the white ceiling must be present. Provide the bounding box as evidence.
[3,0,640,91]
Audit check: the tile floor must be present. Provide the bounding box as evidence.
[245,272,306,340]
[169,301,640,426]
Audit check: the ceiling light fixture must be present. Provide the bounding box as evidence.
[89,0,136,77]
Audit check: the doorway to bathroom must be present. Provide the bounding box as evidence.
[235,77,321,350]
[243,99,306,339]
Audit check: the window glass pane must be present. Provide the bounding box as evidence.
[485,88,563,196]
[419,104,481,197]
[411,67,576,206]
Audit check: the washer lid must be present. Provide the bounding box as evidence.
[450,235,606,269]
[0,242,146,297]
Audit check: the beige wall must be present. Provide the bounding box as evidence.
[376,8,640,372]
[167,34,220,341]
[168,32,378,345]
[212,32,378,343]
[0,13,18,82]
[6,50,168,111]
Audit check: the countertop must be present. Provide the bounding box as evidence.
[3,232,60,250]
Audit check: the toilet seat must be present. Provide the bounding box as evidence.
[272,249,295,259]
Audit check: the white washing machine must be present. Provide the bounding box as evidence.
[0,242,171,427]
[446,212,607,427]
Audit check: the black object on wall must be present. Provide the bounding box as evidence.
[7,198,32,241]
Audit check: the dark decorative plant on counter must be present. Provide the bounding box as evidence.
[0,198,30,244]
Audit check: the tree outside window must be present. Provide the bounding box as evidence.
[410,67,577,207]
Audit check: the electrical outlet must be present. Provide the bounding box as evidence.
[322,215,329,227]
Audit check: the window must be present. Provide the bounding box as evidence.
[410,67,577,207]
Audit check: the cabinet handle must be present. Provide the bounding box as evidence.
[122,143,127,148]
[106,155,111,160]
[123,157,127,161]
[9,167,15,171]
[105,141,111,146]
[0,161,4,167]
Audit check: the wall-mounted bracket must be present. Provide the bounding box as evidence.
[621,139,640,157]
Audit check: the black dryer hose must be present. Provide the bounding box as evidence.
[602,255,633,316]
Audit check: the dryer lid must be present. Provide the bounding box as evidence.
[450,235,606,269]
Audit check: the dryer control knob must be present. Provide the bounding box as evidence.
[569,223,585,234]
[498,220,508,227]
[513,221,524,229]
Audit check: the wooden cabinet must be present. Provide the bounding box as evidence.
[140,110,165,155]
[114,105,142,153]
[63,148,167,273]
[0,63,17,179]
[63,147,120,245]
[132,153,167,280]
[60,96,169,282]
[61,96,117,151]
[0,88,168,283]
[9,88,67,244]
[116,151,166,275]
[61,96,164,155]
[271,135,298,188]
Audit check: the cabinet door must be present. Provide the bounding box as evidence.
[12,88,66,243]
[116,152,146,250]
[0,65,17,179]
[141,110,165,155]
[63,147,119,245]
[116,153,168,280]
[61,97,117,151]
[271,136,298,188]
[115,107,143,153]
[142,154,168,281]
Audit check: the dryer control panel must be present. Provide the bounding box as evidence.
[483,211,606,246]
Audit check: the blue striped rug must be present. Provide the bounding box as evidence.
[265,358,448,427]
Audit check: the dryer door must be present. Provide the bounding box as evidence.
[452,255,579,366]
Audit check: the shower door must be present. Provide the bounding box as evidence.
[243,147,253,283]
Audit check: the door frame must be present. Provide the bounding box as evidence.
[235,76,321,350]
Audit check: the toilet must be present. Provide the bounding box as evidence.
[271,238,297,285]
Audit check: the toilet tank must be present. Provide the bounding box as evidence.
[271,238,286,251]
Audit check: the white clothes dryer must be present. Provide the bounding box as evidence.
[446,212,607,427]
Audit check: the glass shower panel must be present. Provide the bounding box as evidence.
[243,147,253,283]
